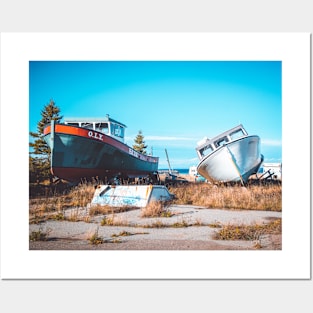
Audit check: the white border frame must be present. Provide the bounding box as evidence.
[0,33,311,279]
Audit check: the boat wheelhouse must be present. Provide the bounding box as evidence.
[196,125,249,160]
[64,114,126,143]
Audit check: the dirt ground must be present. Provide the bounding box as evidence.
[29,205,282,250]
[29,234,282,250]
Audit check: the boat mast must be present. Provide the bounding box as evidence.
[165,148,173,175]
[50,119,55,168]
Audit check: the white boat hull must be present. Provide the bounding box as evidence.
[196,136,263,184]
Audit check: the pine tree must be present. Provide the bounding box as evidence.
[133,130,148,155]
[29,99,62,183]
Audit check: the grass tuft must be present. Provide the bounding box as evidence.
[140,201,172,218]
[29,227,51,241]
[88,228,104,245]
[213,218,282,241]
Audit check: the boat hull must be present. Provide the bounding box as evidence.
[196,136,263,184]
[43,124,159,182]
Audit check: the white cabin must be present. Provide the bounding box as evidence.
[64,114,126,143]
[196,124,248,159]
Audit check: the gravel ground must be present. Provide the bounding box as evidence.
[29,205,282,250]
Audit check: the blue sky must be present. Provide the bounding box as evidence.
[29,61,282,169]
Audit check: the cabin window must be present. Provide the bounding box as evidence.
[200,144,213,157]
[114,126,121,136]
[111,124,116,136]
[215,137,228,147]
[96,122,109,134]
[230,129,245,140]
[66,122,79,127]
[119,126,125,138]
[81,122,94,130]
[110,124,124,138]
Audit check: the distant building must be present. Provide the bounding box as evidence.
[189,165,207,182]
[189,166,197,176]
[258,162,282,180]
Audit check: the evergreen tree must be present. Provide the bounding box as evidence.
[29,99,62,183]
[133,130,148,155]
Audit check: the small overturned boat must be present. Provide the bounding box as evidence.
[43,115,159,183]
[195,124,264,184]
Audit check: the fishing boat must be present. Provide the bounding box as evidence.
[195,124,264,184]
[43,115,159,183]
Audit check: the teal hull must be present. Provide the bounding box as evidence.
[44,124,159,182]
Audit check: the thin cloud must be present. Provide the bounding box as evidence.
[145,135,195,141]
[125,135,196,142]
[261,139,282,147]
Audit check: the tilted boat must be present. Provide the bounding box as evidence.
[195,124,264,184]
[43,115,159,183]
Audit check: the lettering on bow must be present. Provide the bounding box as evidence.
[88,131,104,141]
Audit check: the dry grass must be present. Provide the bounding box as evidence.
[168,182,282,211]
[29,227,52,241]
[213,218,282,240]
[65,183,96,207]
[140,201,172,218]
[100,214,129,227]
[89,204,114,216]
[30,180,281,215]
[29,182,96,221]
[29,182,141,224]
[29,181,282,226]
[89,204,137,216]
[141,220,183,228]
[111,231,149,237]
[87,227,105,245]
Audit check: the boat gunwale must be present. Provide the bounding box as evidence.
[196,134,261,170]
